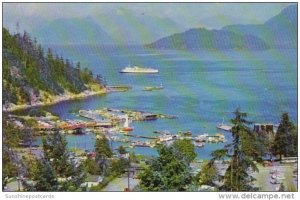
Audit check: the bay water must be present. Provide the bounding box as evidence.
[36,45,297,159]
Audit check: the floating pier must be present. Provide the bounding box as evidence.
[125,133,158,139]
[216,124,232,132]
[79,110,97,120]
[106,85,132,92]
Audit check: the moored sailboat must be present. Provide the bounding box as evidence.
[123,115,134,131]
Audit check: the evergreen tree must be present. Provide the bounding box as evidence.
[173,139,197,163]
[95,135,113,176]
[110,158,129,176]
[83,158,100,175]
[271,113,297,159]
[2,27,103,106]
[42,131,71,177]
[139,144,193,191]
[59,161,86,191]
[2,150,17,189]
[2,122,21,189]
[118,145,127,155]
[198,161,218,186]
[210,108,264,191]
[76,61,81,70]
[35,158,58,191]
[40,130,85,191]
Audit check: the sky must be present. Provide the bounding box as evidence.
[3,2,293,30]
[2,2,295,45]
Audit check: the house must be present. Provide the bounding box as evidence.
[253,123,274,133]
[80,175,103,190]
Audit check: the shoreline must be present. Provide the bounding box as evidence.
[3,89,108,113]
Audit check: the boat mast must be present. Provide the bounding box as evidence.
[124,115,129,128]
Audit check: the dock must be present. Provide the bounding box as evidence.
[106,85,132,92]
[157,114,178,119]
[216,124,232,132]
[79,110,97,120]
[125,134,158,139]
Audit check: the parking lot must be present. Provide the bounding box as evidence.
[253,162,297,191]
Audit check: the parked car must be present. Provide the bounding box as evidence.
[270,178,283,184]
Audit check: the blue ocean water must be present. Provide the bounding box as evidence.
[38,45,297,159]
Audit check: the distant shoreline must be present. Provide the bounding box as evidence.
[3,89,107,113]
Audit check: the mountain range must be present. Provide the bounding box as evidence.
[146,5,297,50]
[31,17,114,45]
[30,10,183,45]
[28,5,296,49]
[222,5,297,48]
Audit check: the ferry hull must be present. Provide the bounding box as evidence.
[119,71,159,74]
[119,66,159,74]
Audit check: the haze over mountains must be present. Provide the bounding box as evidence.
[30,9,183,45]
[147,5,297,50]
[6,4,297,50]
[31,17,114,45]
[222,5,297,48]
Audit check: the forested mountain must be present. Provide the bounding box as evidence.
[145,28,270,50]
[2,28,104,107]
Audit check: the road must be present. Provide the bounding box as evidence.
[102,176,140,191]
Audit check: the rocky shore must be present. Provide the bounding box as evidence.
[3,89,107,112]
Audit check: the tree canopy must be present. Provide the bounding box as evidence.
[35,158,58,191]
[34,131,86,191]
[198,161,218,186]
[138,142,196,191]
[210,108,266,191]
[172,139,197,163]
[2,27,104,106]
[95,135,113,176]
[271,113,297,159]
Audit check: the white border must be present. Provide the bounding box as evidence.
[1,1,299,200]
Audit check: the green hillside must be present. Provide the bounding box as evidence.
[145,28,270,50]
[2,28,105,108]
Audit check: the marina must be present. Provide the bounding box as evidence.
[9,109,229,154]
[9,104,282,159]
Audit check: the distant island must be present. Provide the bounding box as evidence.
[145,5,296,50]
[2,28,106,111]
[145,28,270,50]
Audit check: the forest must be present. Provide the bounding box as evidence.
[3,28,105,107]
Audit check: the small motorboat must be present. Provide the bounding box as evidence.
[143,83,164,91]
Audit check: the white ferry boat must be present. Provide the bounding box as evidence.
[119,66,159,74]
